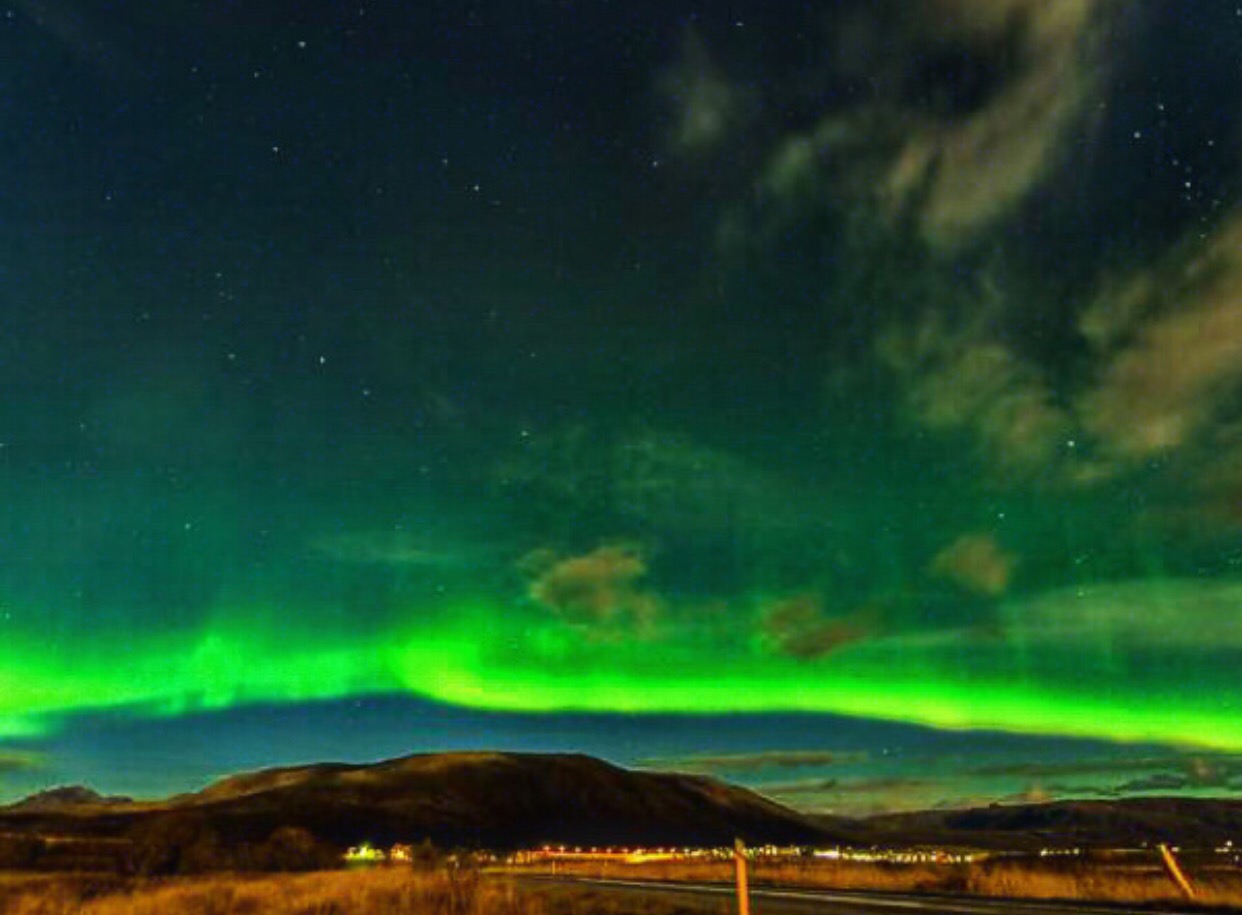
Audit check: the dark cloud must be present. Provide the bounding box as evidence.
[0,750,44,776]
[760,594,872,660]
[524,544,661,635]
[1116,773,1187,793]
[762,776,941,816]
[1044,784,1119,798]
[972,753,1242,794]
[756,778,839,797]
[638,750,867,775]
[970,757,1175,778]
[930,533,1017,597]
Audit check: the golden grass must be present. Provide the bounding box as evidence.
[0,868,728,915]
[5,855,1242,913]
[518,854,1242,909]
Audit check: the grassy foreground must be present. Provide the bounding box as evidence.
[520,855,1242,909]
[0,868,728,915]
[5,856,1242,913]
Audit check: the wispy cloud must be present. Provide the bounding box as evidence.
[1078,215,1242,463]
[761,776,945,817]
[987,754,1242,797]
[0,749,44,776]
[930,533,1017,597]
[878,312,1073,479]
[499,424,811,543]
[968,756,1185,779]
[1000,578,1242,652]
[881,0,1114,246]
[522,544,662,637]
[759,594,873,660]
[739,0,1118,248]
[757,778,839,796]
[879,208,1242,502]
[638,750,868,775]
[658,29,754,155]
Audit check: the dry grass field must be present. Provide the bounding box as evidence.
[522,854,1242,909]
[0,868,729,915]
[4,853,1242,913]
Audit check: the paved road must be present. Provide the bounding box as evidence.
[520,876,1205,915]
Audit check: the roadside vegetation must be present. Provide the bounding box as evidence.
[522,854,1242,909]
[0,868,728,915]
[6,835,1242,912]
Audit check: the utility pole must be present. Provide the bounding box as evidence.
[734,838,751,915]
[1158,843,1196,900]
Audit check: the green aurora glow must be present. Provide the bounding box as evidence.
[6,580,1242,749]
[2,0,1242,795]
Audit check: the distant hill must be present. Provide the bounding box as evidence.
[5,785,132,812]
[12,753,1242,868]
[0,752,839,852]
[854,797,1242,850]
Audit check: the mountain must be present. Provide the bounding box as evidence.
[855,797,1242,850]
[16,752,1242,869]
[0,752,839,852]
[4,785,133,812]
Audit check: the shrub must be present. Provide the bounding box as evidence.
[0,836,42,871]
[252,827,339,872]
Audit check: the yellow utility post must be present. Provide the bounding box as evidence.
[734,838,751,915]
[1158,843,1196,900]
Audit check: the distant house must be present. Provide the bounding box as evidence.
[344,843,387,864]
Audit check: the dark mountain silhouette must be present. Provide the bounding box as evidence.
[5,786,132,812]
[10,752,1242,871]
[854,797,1242,849]
[0,752,840,852]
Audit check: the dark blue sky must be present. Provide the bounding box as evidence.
[2,0,1242,814]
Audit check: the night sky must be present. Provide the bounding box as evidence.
[3,0,1242,816]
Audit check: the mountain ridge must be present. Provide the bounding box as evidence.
[836,796,1242,850]
[0,751,841,851]
[4,785,133,811]
[8,753,1242,857]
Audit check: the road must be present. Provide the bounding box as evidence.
[519,876,1205,915]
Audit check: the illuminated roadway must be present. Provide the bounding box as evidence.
[519,876,1202,914]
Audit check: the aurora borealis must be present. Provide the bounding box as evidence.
[3,0,1242,813]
